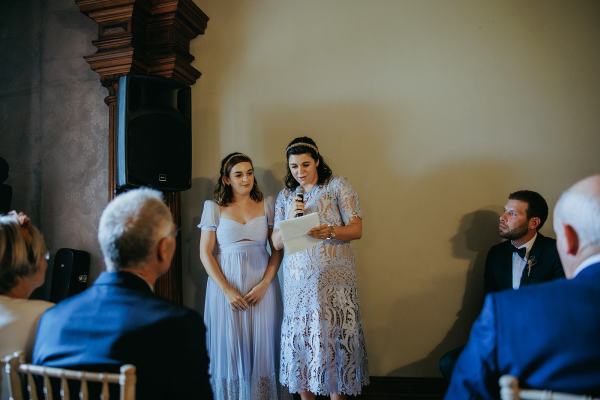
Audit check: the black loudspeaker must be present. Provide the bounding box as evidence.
[117,74,192,191]
[50,248,90,303]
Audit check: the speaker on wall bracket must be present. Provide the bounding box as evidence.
[117,74,192,192]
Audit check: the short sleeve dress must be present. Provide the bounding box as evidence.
[274,176,369,395]
[198,197,289,400]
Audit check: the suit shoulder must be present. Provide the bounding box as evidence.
[487,240,509,255]
[156,304,205,343]
[174,304,203,322]
[534,235,561,261]
[537,234,557,247]
[41,288,89,314]
[148,298,202,324]
[496,274,567,303]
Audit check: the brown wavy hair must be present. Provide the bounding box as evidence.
[214,152,264,206]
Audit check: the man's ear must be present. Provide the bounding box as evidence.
[563,224,580,256]
[156,237,170,263]
[528,217,541,231]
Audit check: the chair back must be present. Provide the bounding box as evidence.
[500,375,599,400]
[2,353,135,400]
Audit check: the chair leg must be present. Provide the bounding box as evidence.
[499,375,519,400]
[4,352,25,400]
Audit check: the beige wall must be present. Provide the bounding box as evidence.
[182,0,600,377]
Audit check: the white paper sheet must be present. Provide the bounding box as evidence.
[279,212,321,254]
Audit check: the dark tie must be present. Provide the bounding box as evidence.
[512,246,526,259]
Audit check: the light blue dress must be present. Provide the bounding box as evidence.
[198,198,288,400]
[274,176,369,395]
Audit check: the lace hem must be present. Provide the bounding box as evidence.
[211,375,290,400]
[280,372,370,396]
[280,308,369,396]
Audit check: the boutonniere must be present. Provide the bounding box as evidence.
[526,255,537,277]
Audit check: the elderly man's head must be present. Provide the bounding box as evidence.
[98,188,176,273]
[553,175,600,278]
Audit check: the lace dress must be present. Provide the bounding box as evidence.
[274,176,369,395]
[198,198,290,400]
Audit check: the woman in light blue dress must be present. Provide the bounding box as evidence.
[199,152,288,400]
[272,137,369,400]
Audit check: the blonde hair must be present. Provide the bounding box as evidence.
[0,214,47,294]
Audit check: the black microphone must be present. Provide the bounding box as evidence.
[294,186,304,218]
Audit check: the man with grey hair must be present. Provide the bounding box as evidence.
[446,175,600,398]
[32,188,213,399]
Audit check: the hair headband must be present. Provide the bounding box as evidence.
[223,153,250,169]
[286,142,319,154]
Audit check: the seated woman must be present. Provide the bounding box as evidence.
[0,211,53,357]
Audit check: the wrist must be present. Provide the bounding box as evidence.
[259,278,270,287]
[327,224,337,240]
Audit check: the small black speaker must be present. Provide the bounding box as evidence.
[117,74,192,192]
[50,248,90,303]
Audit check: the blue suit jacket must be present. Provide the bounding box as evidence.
[32,272,213,400]
[446,262,600,399]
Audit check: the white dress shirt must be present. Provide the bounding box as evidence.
[512,233,537,289]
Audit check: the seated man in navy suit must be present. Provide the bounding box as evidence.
[33,188,213,400]
[446,175,600,398]
[440,190,564,379]
[484,190,564,294]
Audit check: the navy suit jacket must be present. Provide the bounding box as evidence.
[484,233,564,294]
[446,262,600,399]
[32,272,213,400]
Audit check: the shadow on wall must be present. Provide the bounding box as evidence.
[390,209,500,376]
[256,166,285,201]
[181,177,214,312]
[374,159,515,377]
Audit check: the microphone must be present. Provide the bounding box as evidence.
[294,186,304,218]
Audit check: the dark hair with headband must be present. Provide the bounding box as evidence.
[214,152,264,206]
[284,137,333,190]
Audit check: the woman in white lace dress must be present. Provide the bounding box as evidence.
[272,137,369,400]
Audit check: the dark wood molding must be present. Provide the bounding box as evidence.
[76,0,208,304]
[76,0,208,85]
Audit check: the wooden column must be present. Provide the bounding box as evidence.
[76,0,208,304]
[103,80,119,200]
